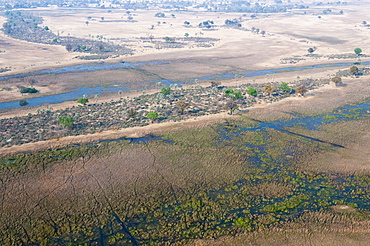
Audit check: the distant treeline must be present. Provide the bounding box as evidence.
[2,11,132,57]
[0,0,347,12]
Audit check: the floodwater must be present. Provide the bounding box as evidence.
[1,60,368,110]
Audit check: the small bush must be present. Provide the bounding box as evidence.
[19,99,29,106]
[20,87,38,93]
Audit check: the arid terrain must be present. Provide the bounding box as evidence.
[1,1,370,105]
[1,0,370,245]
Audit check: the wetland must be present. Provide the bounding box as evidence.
[1,100,370,245]
[1,0,370,245]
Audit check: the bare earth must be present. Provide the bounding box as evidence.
[1,2,370,245]
[1,1,370,169]
[1,2,370,104]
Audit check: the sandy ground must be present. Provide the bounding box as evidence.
[0,64,353,119]
[0,81,342,157]
[0,111,229,156]
[1,2,370,75]
[1,1,370,159]
[1,2,370,106]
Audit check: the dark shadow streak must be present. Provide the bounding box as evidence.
[245,117,346,148]
[111,212,139,246]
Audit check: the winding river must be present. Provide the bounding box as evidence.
[1,60,368,110]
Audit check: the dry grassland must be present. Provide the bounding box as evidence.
[1,2,370,106]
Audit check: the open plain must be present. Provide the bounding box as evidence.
[1,0,370,245]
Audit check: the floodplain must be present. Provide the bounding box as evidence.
[1,0,370,245]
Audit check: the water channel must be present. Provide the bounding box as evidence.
[1,60,368,110]
[3,96,369,244]
[125,99,370,244]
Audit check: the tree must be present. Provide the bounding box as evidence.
[184,33,189,37]
[233,90,243,99]
[354,48,362,55]
[147,112,159,123]
[224,100,238,115]
[20,87,38,94]
[27,78,38,87]
[264,84,274,95]
[66,44,73,52]
[127,108,137,119]
[308,47,315,53]
[176,101,187,115]
[164,37,175,42]
[77,97,89,105]
[211,81,221,88]
[331,76,342,86]
[44,26,49,31]
[155,12,165,18]
[350,66,359,75]
[58,116,74,128]
[161,87,171,97]
[19,99,28,107]
[247,87,257,96]
[296,85,308,96]
[225,89,243,99]
[224,88,235,97]
[278,82,291,92]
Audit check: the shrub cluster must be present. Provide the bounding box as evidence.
[0,77,330,148]
[2,11,132,57]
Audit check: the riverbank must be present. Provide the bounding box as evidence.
[2,3,370,111]
[1,59,368,110]
[0,80,348,157]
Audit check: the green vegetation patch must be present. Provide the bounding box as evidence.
[1,113,370,245]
